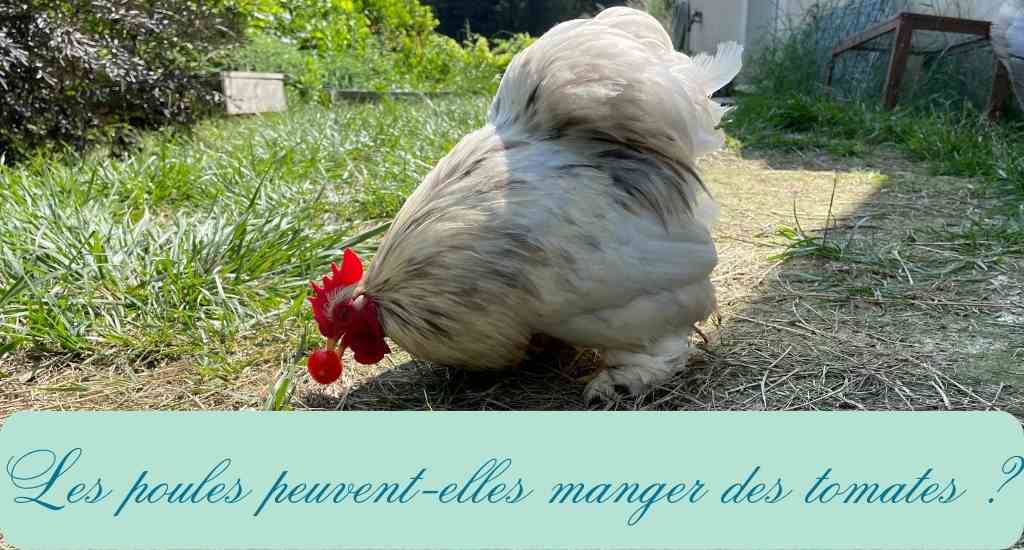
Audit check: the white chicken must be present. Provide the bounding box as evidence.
[993,0,1024,112]
[309,7,743,402]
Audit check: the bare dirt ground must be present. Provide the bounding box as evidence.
[1,145,1021,417]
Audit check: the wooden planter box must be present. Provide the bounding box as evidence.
[221,72,287,115]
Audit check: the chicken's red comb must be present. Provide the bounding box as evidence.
[308,249,364,336]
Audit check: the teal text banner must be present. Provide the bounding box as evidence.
[0,411,1022,549]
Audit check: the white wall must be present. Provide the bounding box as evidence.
[772,0,1006,27]
[905,0,1004,20]
[745,0,780,60]
[686,0,749,55]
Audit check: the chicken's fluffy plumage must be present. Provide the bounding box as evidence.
[327,7,743,400]
[993,0,1024,112]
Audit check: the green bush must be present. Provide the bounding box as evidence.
[234,0,437,52]
[423,0,604,40]
[0,0,246,163]
[225,0,534,96]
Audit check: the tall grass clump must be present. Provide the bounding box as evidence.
[0,98,488,357]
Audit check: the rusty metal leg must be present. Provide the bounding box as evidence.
[987,55,1012,121]
[882,18,913,110]
[825,55,836,97]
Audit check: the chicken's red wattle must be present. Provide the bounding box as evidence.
[342,297,391,364]
[307,349,343,384]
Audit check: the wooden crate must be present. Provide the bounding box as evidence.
[221,72,287,115]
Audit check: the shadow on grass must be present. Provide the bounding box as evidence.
[301,347,591,411]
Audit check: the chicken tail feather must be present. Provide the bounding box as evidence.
[690,41,744,97]
[489,7,743,160]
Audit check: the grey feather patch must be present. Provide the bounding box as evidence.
[525,83,540,110]
[593,145,702,227]
[579,234,603,252]
[558,249,578,266]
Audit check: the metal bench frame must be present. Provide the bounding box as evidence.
[825,12,1012,118]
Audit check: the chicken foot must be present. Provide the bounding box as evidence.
[583,333,692,403]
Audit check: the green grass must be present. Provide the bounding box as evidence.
[729,94,1021,176]
[726,94,1024,213]
[0,97,489,363]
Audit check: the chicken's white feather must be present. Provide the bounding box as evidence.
[993,0,1024,111]
[689,41,745,96]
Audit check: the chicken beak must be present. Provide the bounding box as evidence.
[325,338,339,352]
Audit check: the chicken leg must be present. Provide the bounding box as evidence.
[548,278,716,403]
[583,332,693,403]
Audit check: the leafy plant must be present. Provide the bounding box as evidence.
[236,0,438,52]
[772,224,846,261]
[0,1,247,163]
[423,0,600,39]
[224,0,534,95]
[771,179,846,262]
